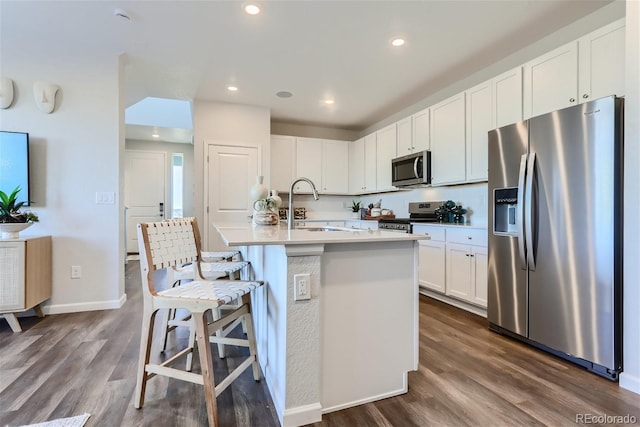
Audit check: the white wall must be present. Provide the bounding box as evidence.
[192,101,270,250]
[621,0,640,396]
[125,139,195,219]
[0,56,124,313]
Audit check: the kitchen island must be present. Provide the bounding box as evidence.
[214,224,425,427]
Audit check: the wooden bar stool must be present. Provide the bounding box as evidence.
[134,218,262,427]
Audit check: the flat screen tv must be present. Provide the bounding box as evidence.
[0,131,30,206]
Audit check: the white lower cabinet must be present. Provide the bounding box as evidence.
[413,225,446,293]
[445,227,488,307]
[414,225,488,311]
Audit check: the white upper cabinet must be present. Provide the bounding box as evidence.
[578,18,625,102]
[493,67,523,128]
[364,133,377,192]
[295,137,323,192]
[296,137,348,194]
[375,123,397,191]
[321,139,349,194]
[349,138,365,194]
[396,117,413,155]
[523,41,579,119]
[430,93,466,186]
[397,110,429,155]
[270,135,296,192]
[523,19,625,119]
[349,135,377,194]
[465,81,492,182]
[412,108,430,152]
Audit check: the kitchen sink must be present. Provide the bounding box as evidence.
[298,226,359,232]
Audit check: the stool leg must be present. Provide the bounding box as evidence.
[242,293,261,381]
[194,310,219,427]
[134,307,157,408]
[211,308,226,358]
[186,317,196,371]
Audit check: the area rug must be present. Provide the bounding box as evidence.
[17,413,90,427]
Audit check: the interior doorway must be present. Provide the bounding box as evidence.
[124,150,167,254]
[205,143,261,250]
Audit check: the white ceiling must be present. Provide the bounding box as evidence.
[2,0,614,138]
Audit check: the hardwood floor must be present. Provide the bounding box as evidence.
[1,261,638,426]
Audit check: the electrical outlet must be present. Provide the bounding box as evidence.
[294,273,311,301]
[71,265,82,279]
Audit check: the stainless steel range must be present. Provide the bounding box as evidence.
[378,201,443,233]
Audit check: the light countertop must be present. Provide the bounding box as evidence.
[214,223,426,246]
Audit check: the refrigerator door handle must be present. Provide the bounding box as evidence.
[525,151,537,271]
[517,153,527,269]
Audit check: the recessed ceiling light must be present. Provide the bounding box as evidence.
[276,91,293,98]
[324,99,335,105]
[152,133,160,138]
[391,38,406,47]
[244,3,261,15]
[227,86,238,92]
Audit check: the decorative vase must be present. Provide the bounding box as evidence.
[249,176,269,202]
[0,223,32,239]
[352,212,359,219]
[269,190,282,208]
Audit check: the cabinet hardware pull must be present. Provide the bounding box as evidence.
[467,236,472,240]
[569,98,576,103]
[583,94,589,99]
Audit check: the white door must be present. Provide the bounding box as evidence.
[206,144,260,250]
[124,150,166,253]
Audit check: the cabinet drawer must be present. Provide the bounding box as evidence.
[412,225,445,242]
[446,227,487,246]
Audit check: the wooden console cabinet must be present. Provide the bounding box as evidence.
[0,235,52,332]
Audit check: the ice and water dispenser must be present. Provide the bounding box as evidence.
[494,188,518,235]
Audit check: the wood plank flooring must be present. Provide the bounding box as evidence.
[1,261,638,426]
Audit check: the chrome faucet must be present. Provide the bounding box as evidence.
[288,177,319,230]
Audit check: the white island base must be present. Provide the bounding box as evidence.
[215,225,421,426]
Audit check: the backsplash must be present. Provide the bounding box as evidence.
[278,183,488,226]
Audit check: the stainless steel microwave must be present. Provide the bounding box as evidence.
[392,150,431,187]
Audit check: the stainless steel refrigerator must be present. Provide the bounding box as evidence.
[487,95,623,380]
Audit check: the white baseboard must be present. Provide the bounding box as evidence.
[620,372,640,395]
[321,379,408,415]
[282,403,322,427]
[419,288,487,317]
[42,293,127,315]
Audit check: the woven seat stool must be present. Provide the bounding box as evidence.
[134,218,263,427]
[160,259,252,353]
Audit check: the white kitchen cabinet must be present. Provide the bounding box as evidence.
[523,41,578,119]
[445,227,488,307]
[430,93,466,186]
[270,135,296,192]
[349,135,377,194]
[296,137,348,194]
[396,116,413,155]
[413,225,446,293]
[493,67,523,128]
[375,123,397,191]
[0,236,52,332]
[364,134,377,192]
[578,18,625,103]
[524,19,625,119]
[296,137,323,191]
[321,139,349,194]
[349,138,365,194]
[412,108,430,152]
[465,81,492,182]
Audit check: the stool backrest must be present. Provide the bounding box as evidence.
[137,218,202,296]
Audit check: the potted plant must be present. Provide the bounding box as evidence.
[0,186,39,239]
[351,200,361,219]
